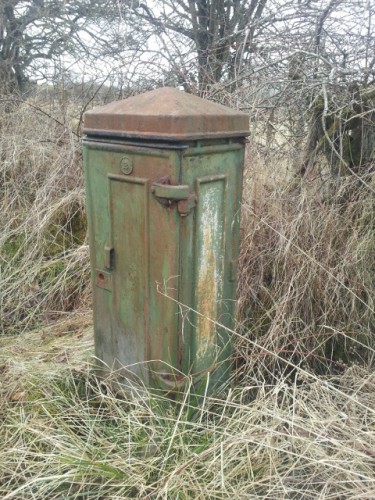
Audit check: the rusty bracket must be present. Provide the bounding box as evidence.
[177,193,197,217]
[151,182,190,200]
[151,178,197,216]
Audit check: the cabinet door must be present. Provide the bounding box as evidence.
[179,145,244,386]
[84,142,181,386]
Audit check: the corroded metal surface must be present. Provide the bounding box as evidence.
[83,87,249,141]
[83,142,181,386]
[179,149,244,389]
[83,88,249,393]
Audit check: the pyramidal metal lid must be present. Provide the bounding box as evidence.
[83,87,249,141]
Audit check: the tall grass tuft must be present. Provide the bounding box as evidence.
[1,366,374,498]
[237,144,375,377]
[0,96,90,334]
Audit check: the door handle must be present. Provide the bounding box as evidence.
[104,245,114,270]
[151,179,197,216]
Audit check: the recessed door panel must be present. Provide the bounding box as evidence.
[85,144,182,386]
[192,175,227,374]
[109,174,149,380]
[179,146,245,386]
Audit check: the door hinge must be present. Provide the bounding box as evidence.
[151,177,197,216]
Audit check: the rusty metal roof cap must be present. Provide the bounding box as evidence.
[83,87,249,141]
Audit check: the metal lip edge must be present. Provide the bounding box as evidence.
[82,137,245,157]
[82,128,250,141]
[82,137,188,152]
[184,143,245,156]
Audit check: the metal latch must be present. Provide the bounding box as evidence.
[151,177,197,216]
[104,245,114,270]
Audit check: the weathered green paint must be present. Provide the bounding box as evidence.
[83,88,248,393]
[179,145,245,389]
[84,143,181,386]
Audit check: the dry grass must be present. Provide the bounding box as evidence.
[0,96,90,334]
[1,330,374,498]
[0,92,374,498]
[236,144,375,378]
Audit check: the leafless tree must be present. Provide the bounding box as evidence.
[120,0,281,93]
[0,0,121,94]
[118,1,374,178]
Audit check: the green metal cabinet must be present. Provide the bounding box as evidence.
[83,87,249,392]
